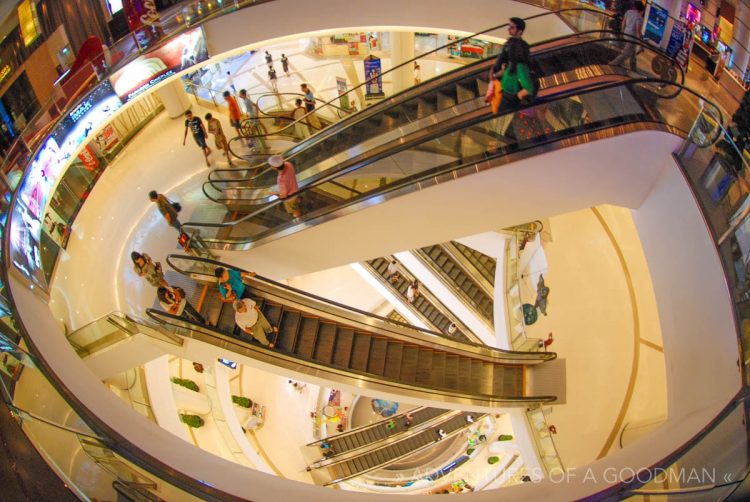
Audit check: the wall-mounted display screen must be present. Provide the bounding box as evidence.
[10,81,122,289]
[108,27,208,102]
[686,3,702,24]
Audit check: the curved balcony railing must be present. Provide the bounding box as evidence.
[0,1,749,501]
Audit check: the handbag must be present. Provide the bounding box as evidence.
[170,200,182,213]
[490,80,503,114]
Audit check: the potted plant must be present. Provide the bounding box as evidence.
[466,447,476,456]
[171,377,199,392]
[488,456,500,465]
[180,414,204,428]
[498,434,514,441]
[232,395,253,408]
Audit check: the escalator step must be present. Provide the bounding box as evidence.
[384,343,404,379]
[313,323,337,363]
[457,359,472,391]
[415,349,434,385]
[332,328,355,368]
[492,364,505,396]
[350,333,372,372]
[296,317,319,358]
[343,435,354,451]
[445,355,459,390]
[470,359,484,391]
[367,338,388,375]
[399,346,418,383]
[278,311,301,352]
[262,303,282,326]
[431,352,446,388]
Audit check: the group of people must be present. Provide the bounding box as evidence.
[265,51,291,91]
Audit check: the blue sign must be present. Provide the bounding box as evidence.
[666,22,686,59]
[364,56,383,97]
[644,4,669,44]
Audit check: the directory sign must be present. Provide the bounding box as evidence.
[109,27,208,102]
[644,3,669,45]
[10,81,122,288]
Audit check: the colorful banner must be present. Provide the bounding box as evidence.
[666,21,693,69]
[364,56,384,97]
[94,124,119,153]
[109,27,208,102]
[644,3,669,44]
[336,77,350,110]
[11,81,122,289]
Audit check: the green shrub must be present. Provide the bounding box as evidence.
[488,456,500,465]
[466,447,475,456]
[180,414,204,428]
[232,395,253,408]
[171,377,199,392]
[498,434,514,441]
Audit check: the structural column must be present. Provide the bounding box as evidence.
[390,31,416,94]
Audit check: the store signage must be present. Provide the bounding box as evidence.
[77,145,100,171]
[644,3,669,44]
[0,65,12,86]
[10,81,122,289]
[108,27,208,102]
[364,56,384,97]
[667,21,693,69]
[336,77,350,110]
[95,124,119,152]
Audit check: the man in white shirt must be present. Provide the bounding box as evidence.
[233,299,277,347]
[611,1,645,71]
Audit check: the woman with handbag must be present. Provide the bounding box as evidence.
[158,285,205,324]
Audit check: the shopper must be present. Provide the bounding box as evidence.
[496,37,535,114]
[281,53,290,75]
[225,71,237,94]
[300,83,321,129]
[293,98,311,139]
[413,61,421,85]
[233,298,277,348]
[182,110,211,166]
[223,90,243,138]
[238,89,266,149]
[268,66,278,92]
[492,17,529,79]
[610,1,645,71]
[158,285,205,324]
[265,51,273,65]
[406,280,420,304]
[204,113,235,166]
[386,260,400,283]
[148,190,181,230]
[268,154,302,219]
[215,266,257,302]
[131,251,167,288]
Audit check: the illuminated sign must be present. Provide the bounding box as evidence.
[17,0,41,47]
[10,81,122,289]
[0,65,12,86]
[109,27,208,102]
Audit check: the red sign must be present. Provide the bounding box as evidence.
[77,145,100,172]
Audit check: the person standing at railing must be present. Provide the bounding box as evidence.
[182,110,211,167]
[610,1,645,72]
[131,251,168,288]
[414,61,421,85]
[293,98,311,139]
[269,154,302,219]
[223,91,243,138]
[239,89,266,151]
[301,83,322,129]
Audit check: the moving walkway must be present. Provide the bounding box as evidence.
[144,255,556,408]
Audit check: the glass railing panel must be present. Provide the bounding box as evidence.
[526,405,564,475]
[65,313,132,357]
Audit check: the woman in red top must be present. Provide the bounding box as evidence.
[223,91,243,137]
[268,155,301,218]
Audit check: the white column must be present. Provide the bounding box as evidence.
[390,31,416,94]
[154,79,191,118]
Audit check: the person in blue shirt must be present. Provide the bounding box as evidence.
[215,266,256,302]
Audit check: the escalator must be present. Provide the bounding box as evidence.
[312,411,485,485]
[415,244,495,328]
[205,28,633,207]
[365,257,476,344]
[146,255,555,408]
[306,406,450,459]
[182,36,695,249]
[450,241,497,287]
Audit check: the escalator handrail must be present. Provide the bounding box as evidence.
[163,253,556,360]
[145,307,558,403]
[213,10,617,184]
[207,31,684,194]
[185,71,715,236]
[305,406,429,447]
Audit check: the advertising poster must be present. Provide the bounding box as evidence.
[94,124,119,154]
[644,3,669,44]
[109,27,208,102]
[665,21,685,59]
[11,80,122,289]
[364,56,384,97]
[336,77,350,110]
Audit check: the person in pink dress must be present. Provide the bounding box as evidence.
[268,154,301,218]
